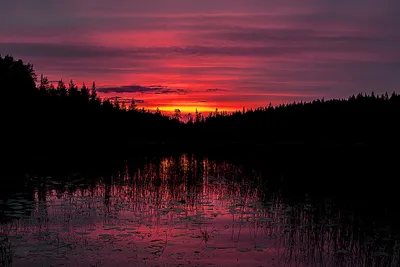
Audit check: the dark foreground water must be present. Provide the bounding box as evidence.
[1,154,399,267]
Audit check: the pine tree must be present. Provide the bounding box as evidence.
[57,80,67,97]
[187,113,193,124]
[129,98,137,111]
[173,109,182,120]
[38,74,50,93]
[195,109,202,123]
[90,82,98,104]
[80,82,90,102]
[68,79,79,98]
[120,100,126,111]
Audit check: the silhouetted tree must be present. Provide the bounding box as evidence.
[102,99,113,110]
[173,109,182,121]
[129,98,137,111]
[113,98,121,109]
[68,79,79,98]
[1,55,189,161]
[120,100,126,110]
[90,82,98,104]
[187,113,193,124]
[195,109,202,123]
[155,107,162,116]
[80,83,90,103]
[2,55,400,163]
[57,80,67,97]
[48,83,56,96]
[38,74,50,94]
[0,55,37,97]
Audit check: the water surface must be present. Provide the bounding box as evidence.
[1,155,398,266]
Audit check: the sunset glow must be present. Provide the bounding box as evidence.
[1,0,399,112]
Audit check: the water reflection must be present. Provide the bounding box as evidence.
[0,154,399,266]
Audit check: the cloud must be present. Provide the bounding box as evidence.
[1,0,400,109]
[0,43,154,59]
[6,40,398,63]
[98,85,189,95]
[98,85,164,94]
[101,97,146,103]
[206,88,230,92]
[155,88,188,95]
[2,31,399,72]
[201,28,400,58]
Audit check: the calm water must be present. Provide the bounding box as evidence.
[1,154,399,267]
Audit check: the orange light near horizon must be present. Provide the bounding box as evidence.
[146,105,236,113]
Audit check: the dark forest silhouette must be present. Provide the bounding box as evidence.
[1,56,400,266]
[1,55,400,164]
[1,55,183,160]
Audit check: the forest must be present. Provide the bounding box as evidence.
[1,55,400,167]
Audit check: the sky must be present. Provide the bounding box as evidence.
[1,0,400,113]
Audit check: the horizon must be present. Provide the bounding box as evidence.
[1,0,400,112]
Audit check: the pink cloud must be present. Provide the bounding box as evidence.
[1,0,399,112]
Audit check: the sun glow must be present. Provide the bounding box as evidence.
[147,105,233,114]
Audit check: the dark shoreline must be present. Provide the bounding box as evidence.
[5,140,399,168]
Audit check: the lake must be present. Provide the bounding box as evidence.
[1,153,399,266]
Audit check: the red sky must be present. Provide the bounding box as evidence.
[1,0,399,113]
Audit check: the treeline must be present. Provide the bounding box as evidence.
[1,55,184,161]
[2,55,400,162]
[193,92,400,145]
